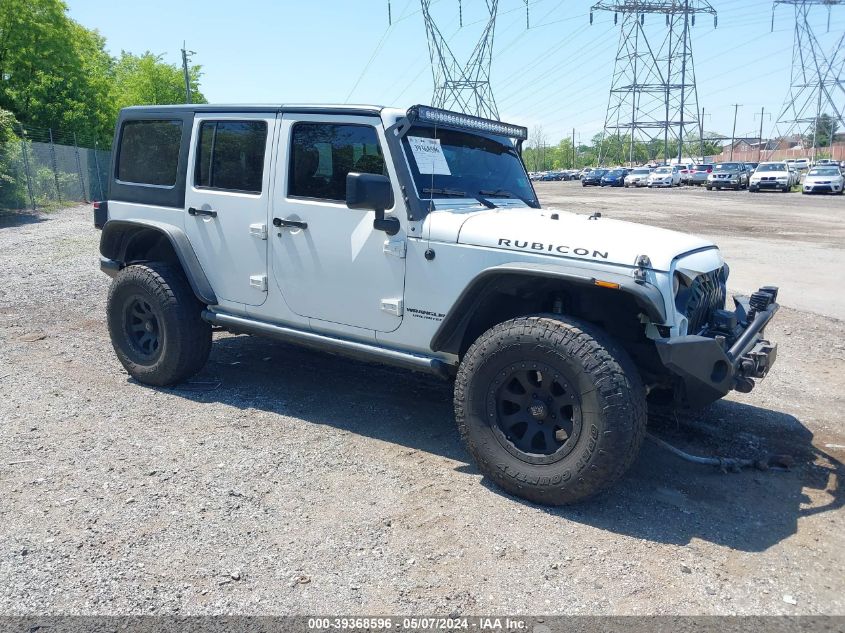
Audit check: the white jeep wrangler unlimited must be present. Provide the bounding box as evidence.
[94,103,779,505]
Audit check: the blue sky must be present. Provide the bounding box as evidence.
[66,0,844,144]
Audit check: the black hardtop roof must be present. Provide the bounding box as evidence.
[120,103,385,116]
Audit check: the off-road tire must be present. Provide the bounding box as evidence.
[107,262,212,387]
[454,315,647,505]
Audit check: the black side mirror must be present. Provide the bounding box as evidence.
[346,172,398,236]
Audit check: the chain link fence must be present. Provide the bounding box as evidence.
[0,124,111,211]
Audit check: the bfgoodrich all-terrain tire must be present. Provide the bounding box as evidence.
[107,263,212,387]
[454,315,646,505]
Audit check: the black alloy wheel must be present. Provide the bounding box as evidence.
[488,363,582,464]
[123,295,162,360]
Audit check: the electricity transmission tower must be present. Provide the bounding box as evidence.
[772,0,845,160]
[591,1,717,165]
[420,0,501,120]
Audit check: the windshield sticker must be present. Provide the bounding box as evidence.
[407,136,451,176]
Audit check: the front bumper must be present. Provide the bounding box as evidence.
[751,179,788,189]
[804,183,842,193]
[654,287,779,408]
[709,178,740,187]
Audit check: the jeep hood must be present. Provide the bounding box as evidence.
[428,207,715,272]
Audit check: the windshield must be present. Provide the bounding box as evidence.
[631,168,651,174]
[809,167,840,176]
[607,169,624,176]
[402,126,537,206]
[714,163,741,171]
[654,167,671,174]
[757,163,787,172]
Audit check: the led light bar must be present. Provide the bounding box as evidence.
[409,105,528,141]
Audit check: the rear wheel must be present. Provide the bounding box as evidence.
[107,263,212,386]
[454,315,646,505]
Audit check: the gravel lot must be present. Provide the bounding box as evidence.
[1,191,843,616]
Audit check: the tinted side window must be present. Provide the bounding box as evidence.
[117,120,183,186]
[195,121,267,193]
[289,123,386,201]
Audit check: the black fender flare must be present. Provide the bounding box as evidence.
[99,219,217,306]
[430,262,667,354]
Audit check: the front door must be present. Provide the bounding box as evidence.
[271,114,405,333]
[184,113,277,306]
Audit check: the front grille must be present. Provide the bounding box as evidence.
[681,269,727,334]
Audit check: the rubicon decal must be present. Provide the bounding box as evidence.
[497,238,609,260]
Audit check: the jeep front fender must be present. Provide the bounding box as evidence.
[99,219,217,306]
[430,262,667,354]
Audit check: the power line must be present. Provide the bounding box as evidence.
[421,0,502,119]
[771,0,845,160]
[591,0,718,164]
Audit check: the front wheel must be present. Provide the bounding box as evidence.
[107,262,212,386]
[454,315,647,505]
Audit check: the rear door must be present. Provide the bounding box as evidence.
[184,113,277,306]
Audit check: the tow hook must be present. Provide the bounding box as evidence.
[633,254,651,284]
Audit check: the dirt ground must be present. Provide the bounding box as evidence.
[0,192,843,616]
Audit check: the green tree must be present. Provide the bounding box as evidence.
[0,108,27,209]
[112,51,206,114]
[806,113,839,150]
[0,0,113,144]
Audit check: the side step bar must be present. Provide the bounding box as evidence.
[202,310,452,379]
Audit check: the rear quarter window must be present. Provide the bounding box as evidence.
[195,120,268,193]
[117,120,183,186]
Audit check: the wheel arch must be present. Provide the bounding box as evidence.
[430,262,667,357]
[100,219,217,306]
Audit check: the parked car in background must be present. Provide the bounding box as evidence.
[793,158,811,172]
[579,167,593,179]
[815,158,837,167]
[706,162,749,190]
[624,167,652,187]
[582,168,608,186]
[647,165,681,187]
[600,168,629,187]
[744,162,759,174]
[802,166,844,195]
[677,163,696,185]
[690,164,714,186]
[748,162,792,192]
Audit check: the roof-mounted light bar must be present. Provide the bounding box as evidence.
[409,105,528,141]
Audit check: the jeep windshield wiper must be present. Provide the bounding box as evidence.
[479,188,535,207]
[423,187,497,209]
